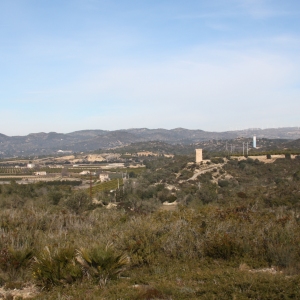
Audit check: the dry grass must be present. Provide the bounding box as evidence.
[0,156,300,298]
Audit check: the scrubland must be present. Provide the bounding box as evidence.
[0,155,300,299]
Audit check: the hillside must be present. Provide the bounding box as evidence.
[0,153,299,298]
[286,138,300,148]
[0,127,300,158]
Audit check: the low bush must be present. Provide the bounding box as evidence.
[32,246,82,289]
[211,157,225,164]
[0,155,299,298]
[76,243,130,287]
[204,233,243,259]
[218,180,229,188]
[64,190,92,214]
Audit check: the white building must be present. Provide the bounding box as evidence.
[34,171,47,176]
[99,173,110,182]
[27,163,35,168]
[79,170,90,175]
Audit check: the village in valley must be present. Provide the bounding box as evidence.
[0,136,299,209]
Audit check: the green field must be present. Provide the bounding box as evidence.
[91,178,124,193]
[0,167,32,175]
[104,167,145,174]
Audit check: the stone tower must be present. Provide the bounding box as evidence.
[195,149,203,163]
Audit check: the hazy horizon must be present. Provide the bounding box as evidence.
[1,0,300,135]
[1,126,300,137]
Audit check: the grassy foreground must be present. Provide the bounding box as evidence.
[0,156,300,299]
[0,202,300,299]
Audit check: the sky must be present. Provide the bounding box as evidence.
[1,0,300,136]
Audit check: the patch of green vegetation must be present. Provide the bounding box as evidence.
[92,178,124,193]
[105,167,145,174]
[0,154,299,298]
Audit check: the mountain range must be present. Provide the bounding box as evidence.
[0,127,300,158]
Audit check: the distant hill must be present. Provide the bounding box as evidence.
[285,138,300,149]
[0,127,299,158]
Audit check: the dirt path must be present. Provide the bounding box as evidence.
[189,162,225,181]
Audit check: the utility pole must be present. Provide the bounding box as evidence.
[90,173,93,199]
[246,142,249,156]
[243,142,245,156]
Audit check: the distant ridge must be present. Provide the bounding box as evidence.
[0,127,299,158]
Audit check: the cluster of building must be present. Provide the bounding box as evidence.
[78,170,110,182]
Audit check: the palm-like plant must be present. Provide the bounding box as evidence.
[76,243,130,286]
[0,247,33,282]
[32,246,82,289]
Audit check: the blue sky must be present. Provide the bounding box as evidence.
[1,0,300,135]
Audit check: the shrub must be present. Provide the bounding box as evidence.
[64,190,92,214]
[32,246,82,289]
[129,171,137,178]
[293,170,300,181]
[75,243,130,287]
[124,196,160,214]
[211,157,225,164]
[237,192,247,198]
[0,247,33,281]
[204,233,243,260]
[119,218,164,265]
[218,180,229,188]
[48,190,63,205]
[178,170,193,180]
[197,183,218,204]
